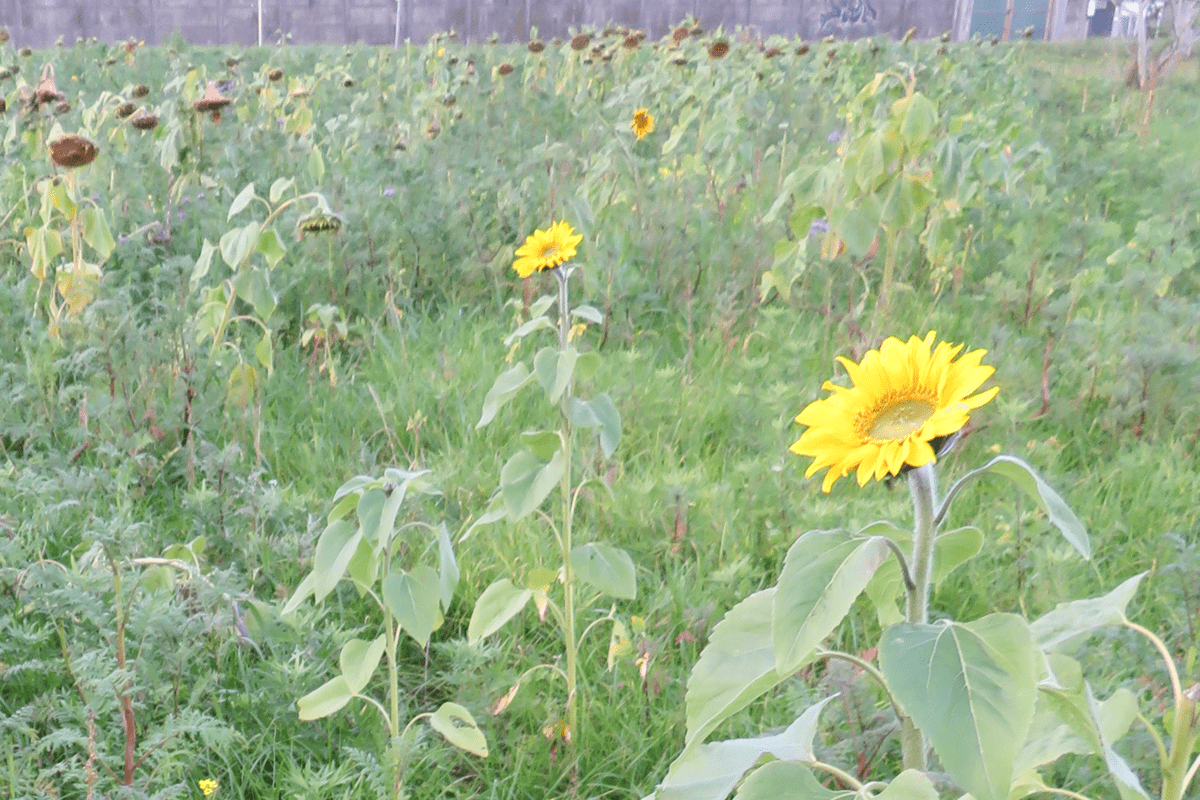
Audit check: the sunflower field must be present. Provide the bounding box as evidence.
[1,21,1199,800]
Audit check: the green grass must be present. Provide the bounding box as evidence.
[1,27,1198,800]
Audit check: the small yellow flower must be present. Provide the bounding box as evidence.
[631,108,654,140]
[199,778,218,796]
[437,47,445,57]
[790,331,998,492]
[512,221,583,278]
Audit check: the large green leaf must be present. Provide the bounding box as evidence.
[476,362,533,428]
[80,207,115,260]
[1016,660,1138,776]
[729,762,852,800]
[1029,572,1145,653]
[297,675,353,721]
[570,542,636,600]
[219,221,261,269]
[685,588,784,748]
[429,702,488,757]
[228,182,257,220]
[280,519,362,612]
[339,635,386,695]
[878,614,1037,800]
[773,530,890,674]
[938,456,1090,559]
[467,578,531,644]
[436,524,459,609]
[499,448,566,521]
[383,566,441,648]
[657,696,835,800]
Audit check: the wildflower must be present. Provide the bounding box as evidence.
[631,108,654,140]
[512,220,582,278]
[790,332,998,492]
[807,218,829,237]
[383,186,395,198]
[198,778,218,796]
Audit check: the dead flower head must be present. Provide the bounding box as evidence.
[49,133,98,168]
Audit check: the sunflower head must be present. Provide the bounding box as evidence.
[631,108,654,140]
[513,221,582,279]
[790,332,998,493]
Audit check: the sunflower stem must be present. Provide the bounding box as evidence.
[555,267,580,749]
[901,462,939,771]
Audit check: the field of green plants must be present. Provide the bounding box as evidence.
[1,21,1198,800]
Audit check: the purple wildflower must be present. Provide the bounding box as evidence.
[383,186,395,198]
[826,129,842,143]
[808,218,830,238]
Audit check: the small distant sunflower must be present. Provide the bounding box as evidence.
[571,34,590,51]
[708,40,729,59]
[513,221,582,278]
[631,108,654,140]
[790,332,998,493]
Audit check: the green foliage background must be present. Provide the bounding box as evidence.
[0,25,1197,799]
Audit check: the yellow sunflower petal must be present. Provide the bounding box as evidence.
[791,332,998,492]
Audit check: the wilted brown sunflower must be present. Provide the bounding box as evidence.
[132,84,149,98]
[268,68,283,81]
[497,62,514,76]
[194,82,231,112]
[115,101,136,119]
[130,108,158,130]
[49,133,98,168]
[571,34,589,50]
[527,40,545,53]
[672,26,689,43]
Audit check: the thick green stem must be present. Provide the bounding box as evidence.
[555,268,579,744]
[384,607,399,738]
[1160,687,1198,800]
[901,463,940,771]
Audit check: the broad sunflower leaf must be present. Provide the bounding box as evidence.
[80,207,115,260]
[878,614,1037,800]
[1029,572,1145,653]
[570,542,636,600]
[436,524,459,609]
[297,675,353,721]
[467,578,531,644]
[938,455,1090,559]
[477,362,533,428]
[590,392,621,457]
[657,696,836,800]
[228,182,257,220]
[773,530,890,675]
[339,635,386,695]
[429,702,488,757]
[499,448,565,521]
[685,588,785,748]
[305,519,362,607]
[382,566,441,648]
[728,762,847,800]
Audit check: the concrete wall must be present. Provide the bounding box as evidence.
[3,0,967,49]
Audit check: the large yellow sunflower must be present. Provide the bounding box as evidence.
[631,108,654,140]
[512,221,583,278]
[791,332,999,492]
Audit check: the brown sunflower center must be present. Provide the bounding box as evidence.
[866,397,936,440]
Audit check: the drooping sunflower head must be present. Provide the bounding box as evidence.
[512,221,583,278]
[631,108,654,140]
[790,332,998,493]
